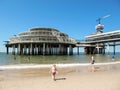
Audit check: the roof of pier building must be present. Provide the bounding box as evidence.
[8,27,76,44]
[85,30,120,42]
[30,27,59,32]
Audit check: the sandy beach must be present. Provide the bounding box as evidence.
[0,62,120,90]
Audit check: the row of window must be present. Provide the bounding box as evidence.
[86,35,120,41]
[18,31,62,36]
[10,37,74,43]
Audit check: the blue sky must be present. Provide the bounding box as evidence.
[0,0,120,52]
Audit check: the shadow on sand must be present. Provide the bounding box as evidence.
[55,77,66,81]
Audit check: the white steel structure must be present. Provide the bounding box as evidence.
[5,28,76,55]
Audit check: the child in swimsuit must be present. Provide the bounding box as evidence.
[50,64,58,81]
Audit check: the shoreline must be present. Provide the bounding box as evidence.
[0,62,120,90]
[0,61,120,70]
[0,61,120,78]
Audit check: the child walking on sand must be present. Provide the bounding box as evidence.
[50,64,58,81]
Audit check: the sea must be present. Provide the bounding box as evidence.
[0,52,120,66]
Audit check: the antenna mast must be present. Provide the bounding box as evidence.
[95,15,111,33]
[96,15,111,24]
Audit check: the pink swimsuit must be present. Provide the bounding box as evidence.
[51,67,56,75]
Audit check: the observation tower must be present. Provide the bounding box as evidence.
[95,15,110,34]
[95,18,104,33]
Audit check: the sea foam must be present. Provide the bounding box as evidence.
[0,61,120,70]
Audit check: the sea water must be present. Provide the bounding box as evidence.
[0,52,120,66]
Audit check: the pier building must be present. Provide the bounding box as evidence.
[76,15,120,55]
[5,28,76,55]
[84,30,120,54]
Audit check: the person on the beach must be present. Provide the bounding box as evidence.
[112,55,115,61]
[91,56,95,72]
[50,64,58,81]
[91,56,95,64]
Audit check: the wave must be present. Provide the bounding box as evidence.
[0,61,120,70]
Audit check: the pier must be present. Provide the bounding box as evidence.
[76,30,120,54]
[5,28,120,55]
[76,15,120,55]
[5,28,75,55]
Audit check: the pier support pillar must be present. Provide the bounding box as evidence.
[59,44,61,55]
[102,43,105,54]
[6,46,9,54]
[63,46,65,55]
[38,45,41,55]
[64,47,67,55]
[34,44,38,55]
[23,45,27,55]
[102,47,105,54]
[77,47,79,55]
[49,44,51,55]
[96,44,99,54]
[17,44,21,55]
[28,45,30,55]
[12,45,15,55]
[46,44,49,55]
[43,43,45,55]
[30,43,33,55]
[107,43,110,55]
[113,42,116,55]
[69,45,73,55]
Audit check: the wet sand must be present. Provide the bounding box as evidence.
[0,62,120,90]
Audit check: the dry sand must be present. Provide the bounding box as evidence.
[0,63,120,90]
